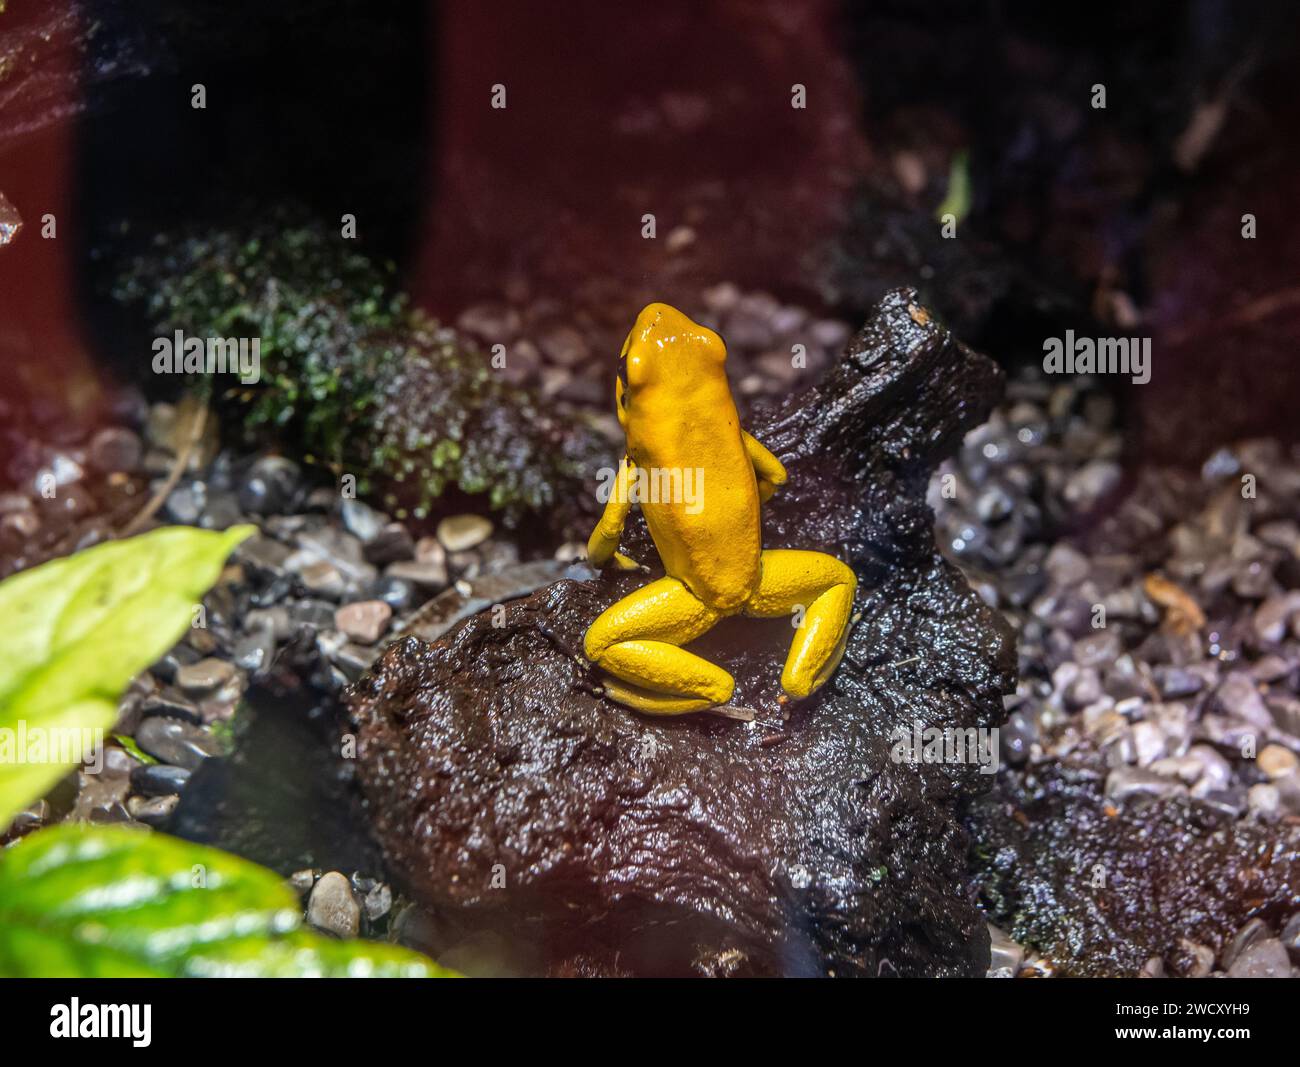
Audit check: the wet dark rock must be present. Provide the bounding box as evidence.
[237,533,292,575]
[149,643,201,685]
[199,489,243,530]
[135,717,225,771]
[369,575,417,613]
[232,627,277,673]
[238,455,302,515]
[362,522,415,566]
[164,482,205,524]
[348,289,1014,977]
[248,574,293,608]
[138,691,203,725]
[130,763,192,797]
[968,762,1300,977]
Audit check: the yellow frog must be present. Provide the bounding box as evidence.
[583,302,857,714]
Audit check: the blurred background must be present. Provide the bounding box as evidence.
[3,0,1299,468]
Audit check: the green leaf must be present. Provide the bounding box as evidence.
[935,149,972,225]
[0,824,455,978]
[111,735,158,765]
[0,525,254,828]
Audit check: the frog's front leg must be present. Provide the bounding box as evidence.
[584,576,733,714]
[742,431,787,503]
[745,549,857,699]
[587,456,642,571]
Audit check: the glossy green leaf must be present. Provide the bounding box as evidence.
[0,525,254,828]
[0,824,454,977]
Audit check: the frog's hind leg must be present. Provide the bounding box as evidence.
[584,576,733,715]
[745,549,857,700]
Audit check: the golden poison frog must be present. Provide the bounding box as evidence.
[583,303,857,714]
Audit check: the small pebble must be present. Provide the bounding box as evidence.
[129,763,191,797]
[1258,744,1299,780]
[436,514,493,552]
[126,794,178,826]
[307,871,360,938]
[134,717,223,770]
[1226,938,1291,978]
[334,600,393,645]
[175,657,236,694]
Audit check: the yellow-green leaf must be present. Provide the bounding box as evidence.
[0,525,254,828]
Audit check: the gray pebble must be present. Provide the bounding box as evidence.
[1043,544,1091,587]
[1254,592,1300,644]
[386,559,449,591]
[1131,721,1166,766]
[369,575,417,613]
[239,455,302,515]
[363,522,415,565]
[232,627,277,672]
[135,717,223,770]
[1280,913,1300,963]
[299,559,347,599]
[175,657,236,694]
[289,869,318,896]
[88,427,143,473]
[291,598,338,631]
[126,794,178,827]
[1106,766,1188,801]
[340,498,387,543]
[164,483,206,524]
[1215,672,1273,729]
[363,883,393,923]
[1226,938,1291,978]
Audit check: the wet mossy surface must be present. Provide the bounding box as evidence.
[112,218,610,534]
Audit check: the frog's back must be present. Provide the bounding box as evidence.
[627,379,761,611]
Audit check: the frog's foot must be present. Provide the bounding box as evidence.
[583,575,733,715]
[745,549,857,700]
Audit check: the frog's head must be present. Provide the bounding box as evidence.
[616,303,726,428]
